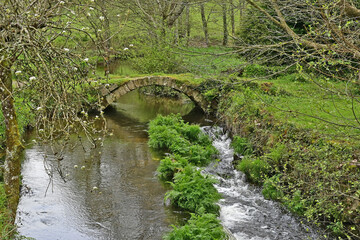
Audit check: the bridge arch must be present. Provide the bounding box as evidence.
[99,76,212,113]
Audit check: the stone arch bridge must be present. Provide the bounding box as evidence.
[99,76,214,113]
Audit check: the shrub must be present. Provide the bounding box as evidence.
[265,143,287,165]
[148,114,217,166]
[148,125,182,149]
[243,64,269,78]
[262,175,284,201]
[157,155,188,181]
[284,190,307,215]
[164,213,227,240]
[165,166,221,215]
[237,156,270,184]
[131,44,182,74]
[231,136,253,156]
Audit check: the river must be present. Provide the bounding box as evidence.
[16,90,196,240]
[16,89,326,240]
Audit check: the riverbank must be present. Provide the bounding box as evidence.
[217,82,360,238]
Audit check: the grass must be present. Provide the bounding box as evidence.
[255,74,360,142]
[0,183,14,240]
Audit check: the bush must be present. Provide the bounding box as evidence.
[148,114,217,166]
[164,213,227,240]
[237,156,270,184]
[131,44,182,74]
[157,155,188,181]
[165,166,221,215]
[262,175,284,201]
[243,64,269,78]
[265,143,287,165]
[231,136,253,156]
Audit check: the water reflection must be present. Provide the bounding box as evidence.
[16,90,197,240]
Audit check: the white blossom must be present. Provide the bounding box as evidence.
[99,16,104,21]
[59,1,65,4]
[29,76,36,81]
[123,47,129,51]
[129,44,134,47]
[84,58,89,62]
[36,106,42,111]
[15,70,22,75]
[89,7,94,10]
[64,48,70,52]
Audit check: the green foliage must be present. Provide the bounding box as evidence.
[231,136,253,156]
[262,175,284,201]
[164,213,227,240]
[237,156,270,184]
[243,64,269,78]
[0,99,34,149]
[149,114,225,239]
[131,44,182,74]
[157,155,188,181]
[148,114,217,166]
[165,166,221,215]
[265,143,287,165]
[284,190,307,215]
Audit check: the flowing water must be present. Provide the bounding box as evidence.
[203,127,328,240]
[16,88,328,240]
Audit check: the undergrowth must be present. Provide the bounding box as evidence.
[0,183,14,240]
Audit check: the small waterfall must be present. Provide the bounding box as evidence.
[202,126,327,240]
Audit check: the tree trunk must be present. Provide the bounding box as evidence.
[174,18,179,44]
[239,0,245,33]
[200,3,209,47]
[0,59,23,220]
[186,4,191,45]
[230,0,235,37]
[222,2,228,46]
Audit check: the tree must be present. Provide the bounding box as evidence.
[200,3,210,46]
[222,2,228,46]
[236,0,360,130]
[0,0,102,219]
